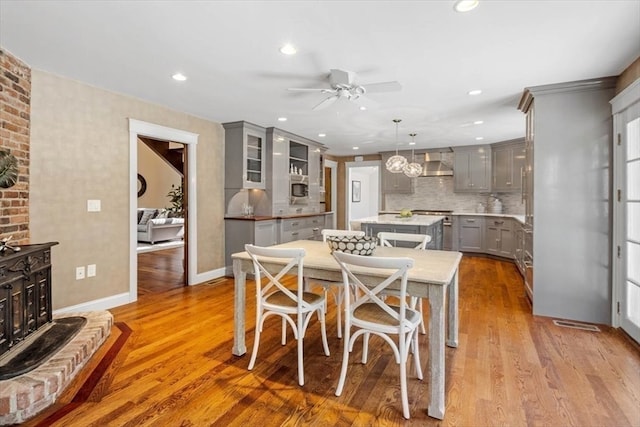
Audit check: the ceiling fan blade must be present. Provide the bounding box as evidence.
[363,81,402,93]
[288,87,335,93]
[312,95,339,111]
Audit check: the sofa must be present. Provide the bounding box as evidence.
[137,208,184,244]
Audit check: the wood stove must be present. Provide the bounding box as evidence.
[0,242,58,357]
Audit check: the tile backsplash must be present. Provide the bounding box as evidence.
[384,175,525,214]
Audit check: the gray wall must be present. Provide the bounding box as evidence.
[533,84,614,324]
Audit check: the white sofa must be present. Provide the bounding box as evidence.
[137,208,184,244]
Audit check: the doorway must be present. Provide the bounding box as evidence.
[137,137,186,293]
[128,119,199,304]
[612,81,640,343]
[345,161,380,229]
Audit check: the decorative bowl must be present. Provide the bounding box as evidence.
[326,235,377,256]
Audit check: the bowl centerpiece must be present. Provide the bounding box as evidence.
[326,235,377,256]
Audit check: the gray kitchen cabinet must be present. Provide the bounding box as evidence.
[267,128,290,212]
[492,139,526,193]
[223,121,266,190]
[279,214,326,243]
[514,221,525,276]
[453,145,491,193]
[265,128,327,215]
[224,219,278,267]
[457,215,484,252]
[361,221,444,250]
[380,151,415,194]
[485,218,514,258]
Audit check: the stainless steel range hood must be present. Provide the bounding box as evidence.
[420,153,453,176]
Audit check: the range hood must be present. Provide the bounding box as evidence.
[420,153,453,176]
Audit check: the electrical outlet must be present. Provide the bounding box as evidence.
[87,264,96,277]
[76,266,85,280]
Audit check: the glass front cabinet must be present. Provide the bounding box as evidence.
[223,121,266,189]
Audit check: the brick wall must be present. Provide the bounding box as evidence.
[0,48,30,244]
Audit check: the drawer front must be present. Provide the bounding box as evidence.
[488,218,512,230]
[282,218,308,232]
[281,228,314,243]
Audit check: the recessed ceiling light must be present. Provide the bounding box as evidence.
[279,44,297,55]
[172,73,187,81]
[453,0,479,13]
[468,89,482,96]
[359,106,367,111]
[278,117,287,122]
[409,141,416,146]
[475,136,484,141]
[318,133,326,137]
[474,120,484,125]
[353,147,359,150]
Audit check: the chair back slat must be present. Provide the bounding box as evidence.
[378,232,430,250]
[332,251,414,327]
[245,244,311,309]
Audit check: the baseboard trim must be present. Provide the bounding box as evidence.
[192,267,227,285]
[53,292,131,314]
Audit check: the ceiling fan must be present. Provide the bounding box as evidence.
[288,69,402,110]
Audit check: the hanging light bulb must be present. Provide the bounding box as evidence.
[385,119,407,173]
[403,133,423,178]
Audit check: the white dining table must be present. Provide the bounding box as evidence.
[231,240,462,420]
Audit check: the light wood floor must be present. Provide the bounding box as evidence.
[25,255,640,426]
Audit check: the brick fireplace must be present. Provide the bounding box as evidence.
[0,48,30,245]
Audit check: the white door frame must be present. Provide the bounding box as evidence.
[325,159,337,228]
[129,119,199,303]
[345,160,381,229]
[610,77,640,340]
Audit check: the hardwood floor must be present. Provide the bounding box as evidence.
[137,247,185,295]
[24,255,640,426]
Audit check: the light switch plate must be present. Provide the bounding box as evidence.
[87,199,101,212]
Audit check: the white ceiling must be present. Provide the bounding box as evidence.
[1,1,639,156]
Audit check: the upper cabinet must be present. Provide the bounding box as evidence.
[223,121,266,189]
[265,127,326,214]
[380,150,415,194]
[453,145,491,193]
[492,139,526,193]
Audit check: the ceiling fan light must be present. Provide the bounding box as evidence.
[403,162,423,178]
[453,0,479,12]
[386,155,408,173]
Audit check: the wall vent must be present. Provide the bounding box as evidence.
[552,319,600,332]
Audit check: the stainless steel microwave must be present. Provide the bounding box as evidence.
[290,176,309,204]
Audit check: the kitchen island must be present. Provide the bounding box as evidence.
[351,214,445,249]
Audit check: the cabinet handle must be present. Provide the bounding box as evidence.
[521,167,525,204]
[466,219,475,223]
[292,232,299,236]
[292,222,299,226]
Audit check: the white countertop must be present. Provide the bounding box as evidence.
[350,214,445,229]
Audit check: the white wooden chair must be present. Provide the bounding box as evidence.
[377,231,431,334]
[316,229,365,338]
[245,244,330,386]
[332,251,423,419]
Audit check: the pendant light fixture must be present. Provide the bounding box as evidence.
[403,133,423,178]
[385,119,407,173]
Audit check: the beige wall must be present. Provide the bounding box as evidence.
[29,70,225,309]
